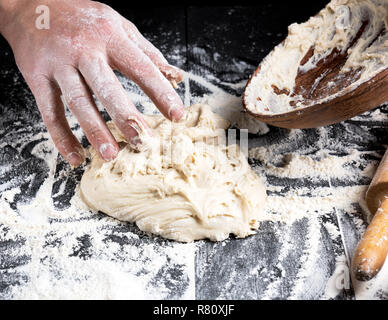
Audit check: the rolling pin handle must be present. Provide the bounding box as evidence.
[352,196,388,281]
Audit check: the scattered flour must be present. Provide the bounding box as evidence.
[0,45,387,299]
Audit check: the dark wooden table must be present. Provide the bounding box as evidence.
[1,1,387,299]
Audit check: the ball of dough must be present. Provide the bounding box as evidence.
[80,104,267,242]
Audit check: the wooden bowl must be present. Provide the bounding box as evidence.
[243,8,388,129]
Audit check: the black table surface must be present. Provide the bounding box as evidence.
[1,1,388,299]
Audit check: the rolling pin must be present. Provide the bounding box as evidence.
[352,149,388,281]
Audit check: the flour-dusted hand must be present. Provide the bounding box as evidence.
[0,0,185,166]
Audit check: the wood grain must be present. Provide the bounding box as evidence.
[352,149,388,281]
[243,67,388,128]
[242,18,388,129]
[352,197,388,281]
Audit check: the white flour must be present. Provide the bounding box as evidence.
[0,45,387,299]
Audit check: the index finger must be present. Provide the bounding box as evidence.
[121,19,185,87]
[107,34,185,122]
[78,53,149,147]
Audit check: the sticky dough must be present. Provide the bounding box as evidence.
[80,104,267,242]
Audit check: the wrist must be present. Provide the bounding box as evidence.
[0,0,22,33]
[0,0,52,36]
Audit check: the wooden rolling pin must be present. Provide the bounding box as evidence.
[352,149,388,281]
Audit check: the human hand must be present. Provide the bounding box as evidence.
[0,0,185,166]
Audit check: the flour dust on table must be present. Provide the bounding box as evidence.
[1,25,388,299]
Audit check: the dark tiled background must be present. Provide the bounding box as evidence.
[0,1,387,299]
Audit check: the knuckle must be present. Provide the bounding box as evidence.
[41,110,57,127]
[91,9,121,41]
[89,75,120,102]
[105,33,121,52]
[28,73,51,95]
[29,73,49,86]
[98,17,114,30]
[94,18,115,40]
[78,52,106,77]
[78,52,93,71]
[89,72,106,91]
[94,1,114,14]
[87,125,105,140]
[64,88,90,110]
[55,134,71,150]
[101,88,120,102]
[125,21,137,33]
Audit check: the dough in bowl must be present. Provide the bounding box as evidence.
[80,104,267,242]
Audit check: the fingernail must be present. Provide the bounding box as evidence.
[161,65,185,84]
[170,107,184,122]
[99,143,118,161]
[127,127,142,147]
[66,152,84,167]
[129,135,142,146]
